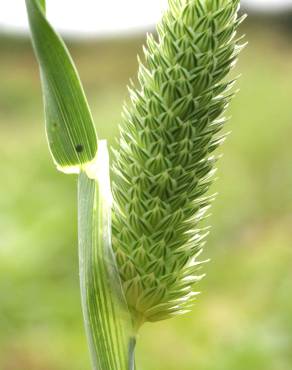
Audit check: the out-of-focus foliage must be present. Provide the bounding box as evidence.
[0,21,291,370]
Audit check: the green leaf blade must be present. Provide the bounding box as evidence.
[25,0,97,169]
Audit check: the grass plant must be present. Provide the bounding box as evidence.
[25,0,245,369]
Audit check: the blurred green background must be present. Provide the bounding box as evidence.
[0,14,292,370]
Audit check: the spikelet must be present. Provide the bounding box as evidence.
[112,0,245,326]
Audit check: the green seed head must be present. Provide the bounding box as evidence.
[112,0,245,326]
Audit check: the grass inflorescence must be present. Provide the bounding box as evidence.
[112,0,245,326]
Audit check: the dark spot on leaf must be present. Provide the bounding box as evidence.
[75,144,84,153]
[52,122,58,132]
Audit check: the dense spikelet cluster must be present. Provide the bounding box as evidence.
[112,0,245,326]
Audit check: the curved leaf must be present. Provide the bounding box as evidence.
[25,0,97,170]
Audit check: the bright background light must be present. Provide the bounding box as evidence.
[0,0,292,36]
[244,0,292,10]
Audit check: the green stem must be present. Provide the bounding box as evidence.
[78,167,133,370]
[128,337,137,370]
